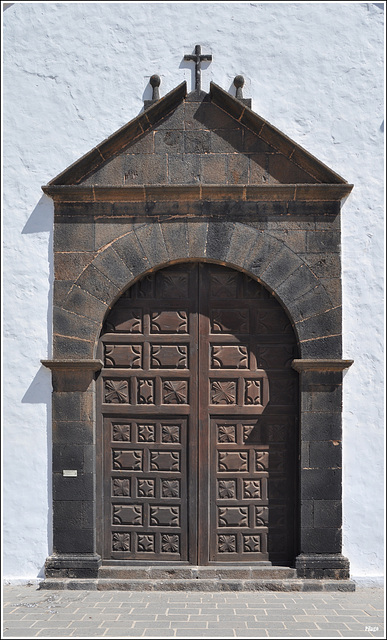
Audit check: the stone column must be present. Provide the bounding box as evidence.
[41,360,103,578]
[292,359,353,579]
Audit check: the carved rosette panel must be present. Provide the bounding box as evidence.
[137,424,155,442]
[218,507,248,528]
[218,535,236,553]
[138,379,154,404]
[161,534,180,553]
[217,425,236,443]
[218,480,236,499]
[113,505,142,526]
[243,276,270,299]
[162,380,188,404]
[161,425,180,443]
[112,424,131,441]
[243,535,261,552]
[151,345,188,369]
[105,344,142,368]
[150,506,180,527]
[243,425,255,442]
[258,345,295,369]
[112,532,130,552]
[150,451,180,472]
[210,380,236,405]
[105,309,142,333]
[137,534,155,552]
[210,272,238,298]
[136,274,153,298]
[105,379,129,404]
[137,479,155,498]
[255,310,292,334]
[211,345,248,369]
[256,451,269,471]
[151,310,188,333]
[218,451,248,472]
[159,272,189,298]
[245,380,262,405]
[255,506,269,527]
[211,309,249,334]
[113,450,143,471]
[162,480,180,498]
[112,478,130,497]
[243,480,261,499]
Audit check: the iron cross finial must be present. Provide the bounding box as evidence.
[184,44,212,91]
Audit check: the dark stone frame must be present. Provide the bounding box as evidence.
[42,205,353,581]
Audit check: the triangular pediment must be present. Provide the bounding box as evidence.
[44,81,351,200]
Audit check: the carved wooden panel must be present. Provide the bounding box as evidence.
[100,263,298,564]
[105,416,187,560]
[201,264,297,564]
[105,345,142,368]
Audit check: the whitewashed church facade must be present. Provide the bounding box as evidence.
[2,1,384,585]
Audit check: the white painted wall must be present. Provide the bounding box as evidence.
[2,1,384,581]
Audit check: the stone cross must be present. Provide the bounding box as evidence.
[184,44,212,91]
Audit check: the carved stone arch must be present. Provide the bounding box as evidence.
[60,218,340,360]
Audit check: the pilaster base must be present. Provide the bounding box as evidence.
[45,553,102,579]
[296,554,350,579]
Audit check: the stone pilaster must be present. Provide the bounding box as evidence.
[292,359,353,579]
[41,359,103,578]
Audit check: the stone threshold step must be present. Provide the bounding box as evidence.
[39,578,356,592]
[98,566,297,580]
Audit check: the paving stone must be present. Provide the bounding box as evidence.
[142,631,175,637]
[338,633,376,638]
[280,621,320,629]
[317,622,355,629]
[104,631,144,637]
[233,632,268,638]
[306,632,342,638]
[2,620,39,628]
[246,621,286,629]
[132,620,173,628]
[66,631,106,637]
[3,630,40,637]
[31,620,73,628]
[266,632,310,638]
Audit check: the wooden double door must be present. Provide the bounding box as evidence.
[99,263,298,565]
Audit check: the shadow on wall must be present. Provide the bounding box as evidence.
[21,193,54,575]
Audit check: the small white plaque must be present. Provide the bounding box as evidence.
[63,470,78,477]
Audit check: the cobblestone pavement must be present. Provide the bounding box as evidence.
[2,584,384,638]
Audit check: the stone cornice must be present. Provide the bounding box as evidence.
[46,82,187,186]
[210,82,349,186]
[41,359,103,372]
[291,359,354,372]
[42,183,353,205]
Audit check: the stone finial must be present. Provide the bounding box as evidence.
[150,74,161,101]
[234,75,245,99]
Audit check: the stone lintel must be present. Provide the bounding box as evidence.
[42,183,353,205]
[292,359,354,372]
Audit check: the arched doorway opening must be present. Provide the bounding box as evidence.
[97,262,299,566]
